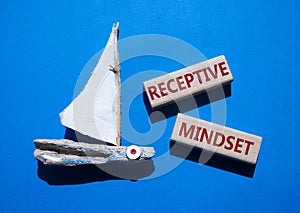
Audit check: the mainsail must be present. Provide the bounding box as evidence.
[59,22,121,146]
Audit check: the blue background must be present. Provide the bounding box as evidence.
[1,0,299,212]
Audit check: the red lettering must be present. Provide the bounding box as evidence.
[225,135,235,150]
[158,82,168,97]
[199,128,213,144]
[213,132,225,147]
[207,65,218,79]
[166,79,178,93]
[193,70,203,84]
[244,140,255,155]
[234,138,244,153]
[176,76,187,91]
[193,126,202,141]
[147,86,160,100]
[219,61,229,76]
[179,122,195,139]
[183,73,194,88]
[201,68,211,82]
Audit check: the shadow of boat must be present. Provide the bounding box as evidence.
[37,159,155,185]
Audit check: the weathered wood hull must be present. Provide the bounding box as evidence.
[34,139,155,166]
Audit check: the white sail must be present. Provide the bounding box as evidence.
[59,22,120,146]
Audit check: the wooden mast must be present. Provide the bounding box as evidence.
[114,22,121,146]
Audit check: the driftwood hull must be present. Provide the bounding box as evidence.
[34,139,155,166]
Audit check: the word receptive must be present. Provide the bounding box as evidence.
[143,55,234,111]
[171,114,262,165]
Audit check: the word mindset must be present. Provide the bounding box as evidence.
[143,55,234,109]
[171,114,262,164]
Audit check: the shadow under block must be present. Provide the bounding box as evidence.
[143,55,234,121]
[170,114,262,177]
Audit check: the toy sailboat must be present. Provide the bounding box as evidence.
[34,23,155,166]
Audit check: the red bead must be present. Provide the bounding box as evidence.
[130,149,137,155]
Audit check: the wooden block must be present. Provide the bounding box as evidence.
[171,114,262,164]
[143,55,233,110]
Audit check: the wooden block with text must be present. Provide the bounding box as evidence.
[171,113,262,165]
[143,55,234,112]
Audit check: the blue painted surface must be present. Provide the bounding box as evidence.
[1,0,299,212]
[60,158,90,165]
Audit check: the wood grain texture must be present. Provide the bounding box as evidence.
[143,55,233,109]
[115,23,121,146]
[171,114,262,164]
[34,139,155,166]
